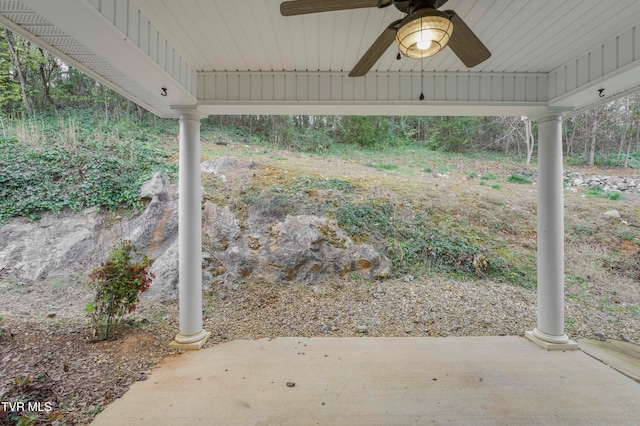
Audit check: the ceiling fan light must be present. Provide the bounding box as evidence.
[396,10,452,59]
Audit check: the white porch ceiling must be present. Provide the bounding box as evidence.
[2,0,640,117]
[135,0,638,75]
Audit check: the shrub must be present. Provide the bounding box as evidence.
[87,241,154,339]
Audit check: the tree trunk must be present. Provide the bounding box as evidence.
[565,118,576,155]
[4,28,34,115]
[625,125,637,168]
[623,135,632,168]
[524,118,535,165]
[589,112,598,166]
[37,48,57,108]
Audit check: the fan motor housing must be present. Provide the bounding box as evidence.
[392,0,449,14]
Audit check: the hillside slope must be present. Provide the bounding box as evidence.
[1,137,639,425]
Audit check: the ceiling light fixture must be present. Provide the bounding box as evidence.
[395,9,453,59]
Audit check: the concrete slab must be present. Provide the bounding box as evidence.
[579,338,640,382]
[92,336,640,425]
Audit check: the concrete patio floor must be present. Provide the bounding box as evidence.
[91,336,640,425]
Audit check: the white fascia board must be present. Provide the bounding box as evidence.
[197,101,548,118]
[549,60,640,116]
[21,0,196,109]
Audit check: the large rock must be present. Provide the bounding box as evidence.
[202,207,391,286]
[258,215,390,283]
[0,162,392,301]
[201,157,238,177]
[111,172,179,260]
[202,202,253,285]
[0,208,102,280]
[146,239,179,301]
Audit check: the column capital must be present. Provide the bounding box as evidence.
[171,105,208,121]
[526,107,573,123]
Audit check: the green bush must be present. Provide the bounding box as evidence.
[87,241,154,340]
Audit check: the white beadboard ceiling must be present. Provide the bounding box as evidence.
[1,0,640,117]
[134,0,639,74]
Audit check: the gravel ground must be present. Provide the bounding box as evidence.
[2,271,639,425]
[142,274,640,347]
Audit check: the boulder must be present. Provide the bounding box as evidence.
[202,213,391,286]
[201,157,238,175]
[604,210,621,219]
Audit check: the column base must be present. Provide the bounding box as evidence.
[169,330,211,351]
[526,330,579,351]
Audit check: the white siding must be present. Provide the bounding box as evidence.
[198,72,548,105]
[550,25,640,100]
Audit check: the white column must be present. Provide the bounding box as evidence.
[170,109,210,350]
[526,112,577,350]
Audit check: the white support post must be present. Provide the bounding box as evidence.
[526,112,578,350]
[169,109,210,350]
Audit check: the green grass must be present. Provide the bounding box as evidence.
[606,192,625,200]
[364,162,399,171]
[480,173,498,181]
[586,186,625,200]
[334,198,533,285]
[507,174,532,184]
[292,176,354,192]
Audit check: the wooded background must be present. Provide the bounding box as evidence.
[2,27,640,167]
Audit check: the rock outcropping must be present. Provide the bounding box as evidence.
[0,164,391,301]
[203,204,390,287]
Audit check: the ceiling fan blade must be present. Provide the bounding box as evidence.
[281,0,379,16]
[445,10,491,68]
[349,23,399,77]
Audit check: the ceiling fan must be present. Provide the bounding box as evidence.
[280,0,491,77]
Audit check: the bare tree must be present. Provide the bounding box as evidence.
[522,117,535,165]
[3,28,34,114]
[588,109,598,166]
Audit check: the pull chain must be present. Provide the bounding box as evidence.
[419,56,425,101]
